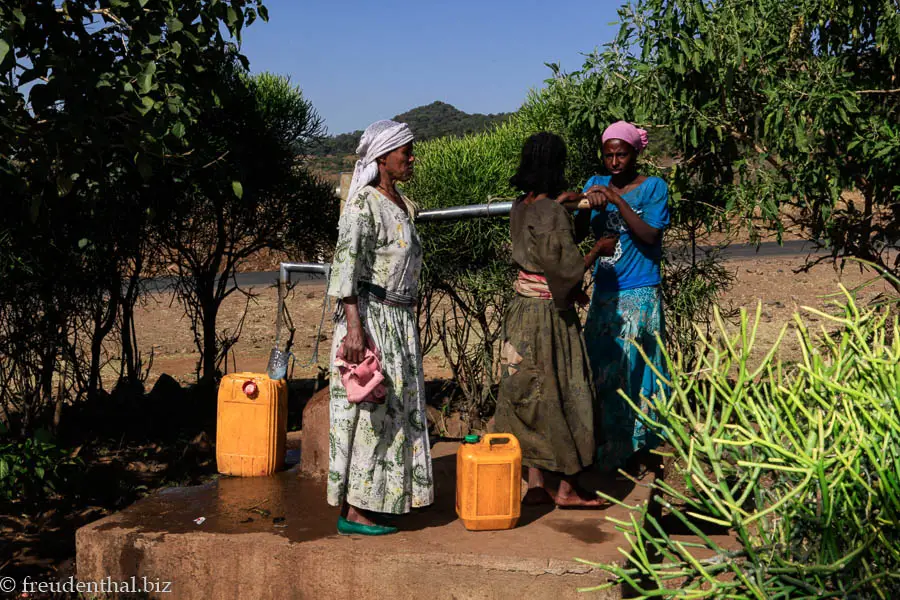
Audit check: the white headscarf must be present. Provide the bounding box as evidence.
[345,120,415,205]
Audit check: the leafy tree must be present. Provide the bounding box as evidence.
[0,0,266,433]
[159,68,336,389]
[533,0,900,289]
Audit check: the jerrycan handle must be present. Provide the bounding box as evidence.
[483,433,519,451]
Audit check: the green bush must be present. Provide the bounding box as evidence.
[403,121,531,421]
[0,425,82,505]
[519,79,735,364]
[585,275,900,598]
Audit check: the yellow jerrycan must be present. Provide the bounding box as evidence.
[456,433,522,531]
[216,373,287,477]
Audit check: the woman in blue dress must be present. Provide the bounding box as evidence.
[576,121,670,474]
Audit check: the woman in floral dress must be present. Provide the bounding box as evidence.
[326,120,432,536]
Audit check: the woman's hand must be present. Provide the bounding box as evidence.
[342,326,367,364]
[555,191,584,206]
[584,235,619,269]
[585,185,623,208]
[584,189,608,210]
[590,185,661,246]
[593,235,618,257]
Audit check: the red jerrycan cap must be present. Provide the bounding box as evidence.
[242,380,258,397]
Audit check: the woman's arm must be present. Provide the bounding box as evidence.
[583,236,618,269]
[553,190,617,270]
[586,185,661,246]
[341,298,366,364]
[328,191,376,364]
[557,189,606,243]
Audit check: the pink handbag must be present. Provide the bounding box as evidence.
[335,339,387,404]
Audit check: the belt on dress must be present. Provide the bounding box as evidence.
[513,270,552,300]
[358,281,416,308]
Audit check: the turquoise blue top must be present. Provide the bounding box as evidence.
[581,175,670,292]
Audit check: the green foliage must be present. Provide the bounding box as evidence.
[0,426,82,505]
[160,66,337,386]
[403,121,529,418]
[0,2,334,433]
[534,0,900,287]
[311,101,511,156]
[586,277,900,598]
[0,0,268,432]
[252,72,325,154]
[0,0,267,191]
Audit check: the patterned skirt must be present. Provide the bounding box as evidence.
[583,285,667,471]
[328,297,433,513]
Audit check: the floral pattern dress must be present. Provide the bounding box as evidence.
[326,185,433,514]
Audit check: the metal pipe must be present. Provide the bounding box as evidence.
[279,262,329,285]
[277,203,519,283]
[275,262,331,355]
[277,198,585,281]
[414,201,513,222]
[274,199,581,359]
[414,198,588,223]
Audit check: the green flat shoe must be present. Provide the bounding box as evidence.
[337,516,398,536]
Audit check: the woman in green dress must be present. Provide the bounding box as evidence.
[495,132,617,506]
[327,120,432,535]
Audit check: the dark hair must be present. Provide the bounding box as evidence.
[509,132,568,196]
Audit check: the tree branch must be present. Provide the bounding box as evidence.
[726,127,793,182]
[856,88,900,95]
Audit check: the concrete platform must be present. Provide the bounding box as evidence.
[76,443,654,599]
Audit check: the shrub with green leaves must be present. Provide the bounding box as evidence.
[585,275,900,598]
[0,426,82,505]
[526,0,900,290]
[520,85,735,364]
[403,121,530,420]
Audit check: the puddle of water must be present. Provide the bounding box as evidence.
[546,518,613,544]
[99,471,339,543]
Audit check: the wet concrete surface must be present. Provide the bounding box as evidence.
[98,469,339,543]
[78,443,654,598]
[90,443,652,553]
[547,518,615,545]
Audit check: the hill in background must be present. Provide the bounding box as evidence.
[309,101,511,157]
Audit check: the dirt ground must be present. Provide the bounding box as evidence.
[132,284,453,388]
[132,253,895,389]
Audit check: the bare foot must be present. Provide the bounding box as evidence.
[522,487,555,505]
[555,478,605,508]
[554,492,605,508]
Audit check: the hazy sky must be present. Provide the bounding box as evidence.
[238,0,622,134]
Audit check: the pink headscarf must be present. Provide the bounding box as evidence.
[602,121,649,153]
